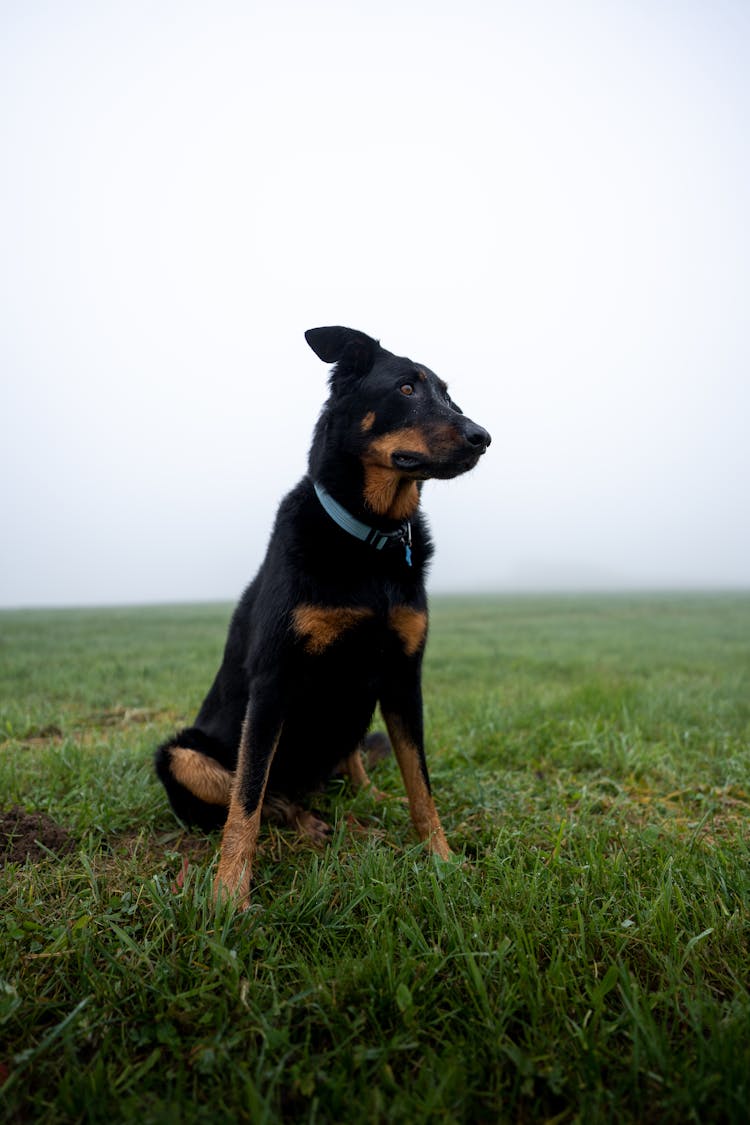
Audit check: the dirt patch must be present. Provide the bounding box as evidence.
[0,806,75,864]
[92,707,167,727]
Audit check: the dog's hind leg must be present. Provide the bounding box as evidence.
[155,729,233,831]
[263,793,333,844]
[337,731,399,803]
[339,746,391,802]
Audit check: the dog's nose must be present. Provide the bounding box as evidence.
[464,422,491,450]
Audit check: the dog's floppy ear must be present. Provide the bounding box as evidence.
[305,326,380,376]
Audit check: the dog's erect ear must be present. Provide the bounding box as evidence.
[305,326,380,375]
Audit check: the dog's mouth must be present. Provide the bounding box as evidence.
[392,452,426,473]
[391,447,486,479]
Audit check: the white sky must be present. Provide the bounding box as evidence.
[2,0,749,606]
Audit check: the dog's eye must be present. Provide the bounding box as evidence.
[400,384,415,396]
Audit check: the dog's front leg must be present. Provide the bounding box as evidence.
[214,698,282,910]
[381,677,451,860]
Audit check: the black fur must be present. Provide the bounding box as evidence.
[155,326,490,881]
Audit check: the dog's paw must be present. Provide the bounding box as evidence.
[213,862,252,912]
[426,830,452,862]
[295,808,334,845]
[365,783,407,805]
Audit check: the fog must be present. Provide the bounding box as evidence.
[2,1,749,607]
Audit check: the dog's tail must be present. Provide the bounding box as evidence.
[155,728,233,832]
[361,730,392,769]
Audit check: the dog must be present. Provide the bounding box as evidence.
[155,326,491,908]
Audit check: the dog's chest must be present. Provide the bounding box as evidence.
[291,602,427,660]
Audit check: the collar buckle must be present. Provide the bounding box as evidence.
[313,482,413,567]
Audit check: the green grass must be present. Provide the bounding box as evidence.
[1,594,749,1123]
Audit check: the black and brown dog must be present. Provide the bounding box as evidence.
[155,326,490,907]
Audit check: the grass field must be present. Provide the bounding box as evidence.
[1,594,748,1123]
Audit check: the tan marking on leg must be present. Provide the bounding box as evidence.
[213,802,263,909]
[170,746,233,806]
[360,411,376,432]
[388,607,428,657]
[292,605,375,654]
[213,719,280,909]
[383,713,451,859]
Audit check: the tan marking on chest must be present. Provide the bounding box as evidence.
[292,605,375,654]
[388,606,428,656]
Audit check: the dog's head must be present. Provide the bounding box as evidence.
[305,327,491,497]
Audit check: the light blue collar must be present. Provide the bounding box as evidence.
[313,481,412,566]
